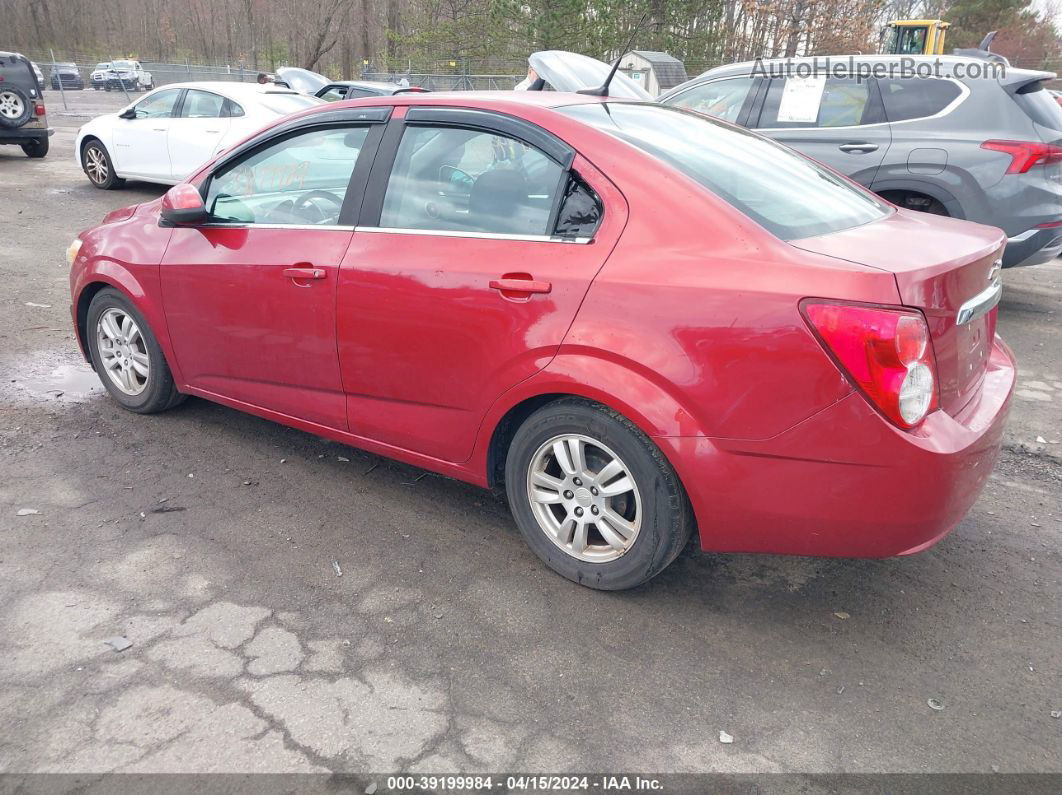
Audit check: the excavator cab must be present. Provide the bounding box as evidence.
[884,20,950,56]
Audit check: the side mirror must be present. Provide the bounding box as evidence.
[161,184,207,226]
[118,108,136,119]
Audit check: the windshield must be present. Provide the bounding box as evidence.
[559,103,889,240]
[96,63,111,70]
[260,92,324,114]
[113,60,134,70]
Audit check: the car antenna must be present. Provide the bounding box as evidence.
[577,12,649,97]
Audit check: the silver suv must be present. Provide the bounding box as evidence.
[660,55,1062,267]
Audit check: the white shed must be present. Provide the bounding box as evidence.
[617,51,688,96]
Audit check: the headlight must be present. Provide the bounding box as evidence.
[66,238,83,266]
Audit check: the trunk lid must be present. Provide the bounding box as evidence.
[526,51,653,100]
[792,210,1005,416]
[275,67,329,95]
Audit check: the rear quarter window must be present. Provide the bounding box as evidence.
[878,77,963,122]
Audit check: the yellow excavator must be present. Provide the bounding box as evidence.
[883,19,950,55]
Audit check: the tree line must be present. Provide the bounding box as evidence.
[3,0,1058,76]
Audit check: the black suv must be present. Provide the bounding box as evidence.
[0,51,51,157]
[50,62,84,90]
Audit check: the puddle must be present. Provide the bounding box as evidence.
[4,358,104,404]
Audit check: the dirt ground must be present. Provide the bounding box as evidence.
[1,89,1060,778]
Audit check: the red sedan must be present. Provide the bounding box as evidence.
[67,92,1015,590]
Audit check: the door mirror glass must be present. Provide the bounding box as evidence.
[161,184,207,225]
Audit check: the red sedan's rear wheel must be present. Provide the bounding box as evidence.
[505,399,693,590]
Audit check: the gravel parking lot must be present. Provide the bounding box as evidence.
[1,88,1061,777]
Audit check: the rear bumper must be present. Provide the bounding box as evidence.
[1003,226,1062,268]
[0,126,53,144]
[660,339,1016,558]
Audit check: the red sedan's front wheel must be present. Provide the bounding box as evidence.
[86,288,184,414]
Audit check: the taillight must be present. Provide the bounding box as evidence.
[981,140,1062,174]
[802,301,939,429]
[34,102,45,116]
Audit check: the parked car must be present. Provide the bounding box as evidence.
[50,62,84,90]
[75,82,322,188]
[67,92,1014,590]
[0,50,51,157]
[30,61,44,90]
[106,60,152,92]
[316,80,427,101]
[265,67,427,99]
[90,62,113,90]
[659,55,1062,268]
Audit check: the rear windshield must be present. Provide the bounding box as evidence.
[559,102,889,240]
[260,93,322,115]
[1014,81,1062,132]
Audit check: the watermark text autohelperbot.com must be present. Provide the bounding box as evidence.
[751,56,1007,81]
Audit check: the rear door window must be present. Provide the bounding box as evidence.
[663,77,756,123]
[758,76,882,128]
[380,125,565,236]
[181,90,225,118]
[878,77,962,121]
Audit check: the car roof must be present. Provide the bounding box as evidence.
[686,54,1040,81]
[335,90,616,109]
[146,81,308,100]
[325,80,401,91]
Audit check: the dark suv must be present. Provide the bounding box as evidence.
[0,51,51,157]
[50,62,84,90]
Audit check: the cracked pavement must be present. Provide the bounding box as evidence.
[0,90,1060,775]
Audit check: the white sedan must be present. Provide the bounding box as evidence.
[75,82,323,189]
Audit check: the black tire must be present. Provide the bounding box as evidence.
[21,137,48,158]
[0,85,33,129]
[86,288,185,414]
[81,139,124,189]
[878,190,949,217]
[504,398,693,590]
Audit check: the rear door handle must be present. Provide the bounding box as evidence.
[489,278,552,294]
[283,267,326,280]
[838,142,879,153]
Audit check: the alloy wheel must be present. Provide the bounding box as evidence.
[526,434,642,563]
[0,90,25,120]
[84,145,108,184]
[96,308,149,396]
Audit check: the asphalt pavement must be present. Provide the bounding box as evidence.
[0,89,1060,778]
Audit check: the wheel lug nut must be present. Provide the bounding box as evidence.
[574,507,583,517]
[590,487,598,496]
[563,490,574,500]
[591,506,599,515]
[573,477,582,486]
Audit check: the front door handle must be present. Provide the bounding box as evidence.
[489,278,552,294]
[838,142,879,153]
[283,267,326,280]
